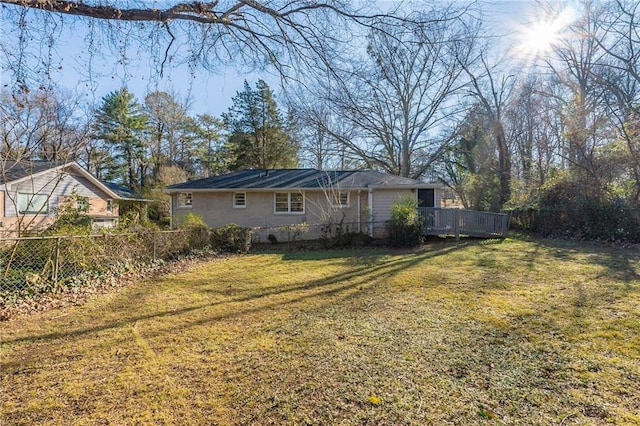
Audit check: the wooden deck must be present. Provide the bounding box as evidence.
[418,208,509,240]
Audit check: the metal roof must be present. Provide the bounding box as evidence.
[101,181,139,199]
[166,169,440,191]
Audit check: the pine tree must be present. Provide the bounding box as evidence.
[222,80,298,170]
[93,88,147,189]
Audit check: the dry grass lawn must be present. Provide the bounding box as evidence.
[1,237,639,425]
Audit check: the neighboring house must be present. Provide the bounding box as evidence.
[0,161,143,237]
[165,169,442,238]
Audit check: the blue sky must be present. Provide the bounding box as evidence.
[1,1,552,117]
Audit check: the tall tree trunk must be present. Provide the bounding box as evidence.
[493,121,511,209]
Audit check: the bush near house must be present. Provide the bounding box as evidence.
[211,223,253,253]
[386,195,424,247]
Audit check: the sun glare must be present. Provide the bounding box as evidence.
[516,6,578,58]
[520,21,561,55]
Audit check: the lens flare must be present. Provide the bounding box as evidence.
[516,6,578,58]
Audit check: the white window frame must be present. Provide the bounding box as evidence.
[274,192,305,214]
[177,192,193,208]
[331,191,350,208]
[106,199,114,213]
[17,193,49,215]
[233,192,246,208]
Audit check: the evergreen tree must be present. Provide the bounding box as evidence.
[191,114,226,177]
[93,88,147,189]
[222,80,298,170]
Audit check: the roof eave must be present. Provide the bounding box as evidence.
[165,184,442,192]
[368,183,444,189]
[2,161,127,200]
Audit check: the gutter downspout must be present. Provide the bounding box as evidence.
[368,188,374,237]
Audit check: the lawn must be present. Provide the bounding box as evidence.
[1,237,639,425]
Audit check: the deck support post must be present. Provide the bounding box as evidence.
[454,209,460,241]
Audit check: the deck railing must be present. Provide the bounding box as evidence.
[418,208,509,240]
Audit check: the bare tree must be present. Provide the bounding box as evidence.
[1,0,413,93]
[304,5,477,179]
[285,94,354,170]
[0,88,92,236]
[459,45,515,209]
[543,1,614,184]
[1,87,90,162]
[144,90,193,179]
[589,0,640,200]
[505,76,564,190]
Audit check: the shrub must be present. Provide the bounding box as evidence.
[508,172,640,242]
[319,215,356,248]
[174,213,211,249]
[212,224,253,253]
[179,213,208,229]
[386,196,424,247]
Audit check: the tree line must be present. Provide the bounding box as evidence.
[1,79,299,190]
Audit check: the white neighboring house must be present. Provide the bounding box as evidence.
[165,169,443,238]
[0,160,144,237]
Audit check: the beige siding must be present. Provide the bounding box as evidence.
[1,169,117,236]
[4,170,113,217]
[371,188,413,224]
[174,189,369,231]
[58,195,118,217]
[171,186,439,240]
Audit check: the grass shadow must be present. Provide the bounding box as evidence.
[532,237,640,284]
[3,244,469,347]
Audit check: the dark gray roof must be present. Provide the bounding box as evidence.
[102,181,141,200]
[166,169,437,191]
[0,160,65,184]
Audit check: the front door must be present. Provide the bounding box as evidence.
[417,188,435,208]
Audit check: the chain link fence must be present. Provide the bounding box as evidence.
[0,222,393,306]
[250,221,387,246]
[0,229,211,303]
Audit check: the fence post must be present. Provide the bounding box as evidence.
[153,231,157,262]
[53,237,60,285]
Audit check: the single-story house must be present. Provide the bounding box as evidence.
[0,160,144,237]
[165,169,443,238]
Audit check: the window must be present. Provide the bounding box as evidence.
[331,191,349,208]
[274,192,304,213]
[18,193,49,215]
[233,192,246,208]
[177,192,193,208]
[106,199,114,213]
